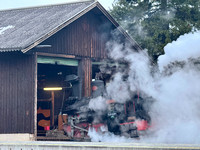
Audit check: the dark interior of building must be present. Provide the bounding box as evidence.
[37,63,78,137]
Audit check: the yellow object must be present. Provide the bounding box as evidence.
[43,87,62,91]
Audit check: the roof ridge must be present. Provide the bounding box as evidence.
[0,0,95,12]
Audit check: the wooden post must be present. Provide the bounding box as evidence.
[51,91,55,127]
[43,87,62,128]
[79,58,92,97]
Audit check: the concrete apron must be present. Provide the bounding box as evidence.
[0,134,35,141]
[0,141,200,150]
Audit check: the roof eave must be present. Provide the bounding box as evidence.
[0,48,21,52]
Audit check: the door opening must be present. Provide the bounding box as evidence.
[37,63,77,139]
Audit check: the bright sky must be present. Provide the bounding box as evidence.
[0,0,114,10]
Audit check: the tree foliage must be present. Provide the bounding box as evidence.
[110,0,200,61]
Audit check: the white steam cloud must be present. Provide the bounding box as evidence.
[88,128,133,142]
[89,96,107,111]
[145,31,200,144]
[158,31,200,71]
[106,72,131,103]
[89,31,200,144]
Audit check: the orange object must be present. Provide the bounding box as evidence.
[37,107,50,117]
[38,120,50,128]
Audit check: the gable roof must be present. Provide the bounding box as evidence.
[0,0,142,53]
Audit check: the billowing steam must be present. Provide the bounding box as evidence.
[106,72,131,103]
[89,96,107,111]
[88,127,133,142]
[88,31,200,144]
[145,31,200,144]
[158,31,200,71]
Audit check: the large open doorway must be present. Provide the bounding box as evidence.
[36,57,112,141]
[37,56,78,140]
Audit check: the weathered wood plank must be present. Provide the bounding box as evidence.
[0,52,36,134]
[36,11,109,60]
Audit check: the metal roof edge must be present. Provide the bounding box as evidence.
[0,48,21,52]
[96,2,143,51]
[117,26,143,50]
[96,2,119,28]
[22,1,98,53]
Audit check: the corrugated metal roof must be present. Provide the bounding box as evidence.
[0,0,95,52]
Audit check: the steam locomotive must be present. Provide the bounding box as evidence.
[60,74,151,140]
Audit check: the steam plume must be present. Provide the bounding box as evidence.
[89,31,200,144]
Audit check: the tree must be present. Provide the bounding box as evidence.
[110,0,200,61]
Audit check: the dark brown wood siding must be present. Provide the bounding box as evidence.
[0,52,36,134]
[37,11,111,59]
[78,58,92,97]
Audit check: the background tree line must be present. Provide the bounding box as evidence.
[109,0,200,61]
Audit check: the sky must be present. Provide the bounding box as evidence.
[0,0,114,10]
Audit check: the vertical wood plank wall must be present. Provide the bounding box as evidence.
[0,52,36,134]
[79,58,92,97]
[38,11,110,59]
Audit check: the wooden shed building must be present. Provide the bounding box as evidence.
[0,0,141,141]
